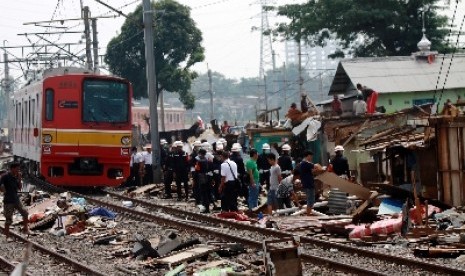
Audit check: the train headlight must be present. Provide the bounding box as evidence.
[121,136,131,145]
[43,134,52,143]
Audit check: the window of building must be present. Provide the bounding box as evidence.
[177,114,180,122]
[412,99,434,106]
[388,99,392,105]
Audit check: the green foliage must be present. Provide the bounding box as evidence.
[105,0,204,109]
[274,0,451,57]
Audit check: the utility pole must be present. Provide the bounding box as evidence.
[143,0,162,183]
[298,39,303,100]
[264,75,268,123]
[83,6,93,70]
[160,89,165,131]
[91,18,99,72]
[3,47,12,141]
[208,69,213,122]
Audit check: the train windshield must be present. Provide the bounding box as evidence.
[82,79,129,123]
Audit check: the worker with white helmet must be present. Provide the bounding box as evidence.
[257,143,272,190]
[172,141,190,201]
[217,138,228,151]
[141,144,153,185]
[230,143,246,198]
[278,144,293,178]
[190,140,203,205]
[330,145,350,178]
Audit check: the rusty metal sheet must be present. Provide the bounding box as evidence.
[316,172,372,200]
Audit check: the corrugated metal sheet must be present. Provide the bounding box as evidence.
[329,55,465,95]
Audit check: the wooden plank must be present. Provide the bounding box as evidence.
[315,172,372,200]
[153,245,217,265]
[130,184,158,195]
[351,191,378,218]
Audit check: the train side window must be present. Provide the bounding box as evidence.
[45,89,54,121]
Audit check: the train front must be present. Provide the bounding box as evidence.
[41,75,132,187]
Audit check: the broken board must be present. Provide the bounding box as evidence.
[316,172,372,200]
[152,245,217,267]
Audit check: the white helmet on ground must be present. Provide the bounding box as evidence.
[334,145,344,152]
[262,143,271,150]
[282,144,291,151]
[231,143,242,152]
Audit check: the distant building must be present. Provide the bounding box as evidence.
[326,54,465,113]
[284,40,339,76]
[132,106,186,133]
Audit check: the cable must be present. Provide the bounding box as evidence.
[431,0,460,113]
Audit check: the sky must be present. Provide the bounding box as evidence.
[0,0,304,81]
[0,0,463,83]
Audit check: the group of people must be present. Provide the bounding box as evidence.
[330,83,379,116]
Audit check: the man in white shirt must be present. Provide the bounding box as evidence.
[142,144,153,185]
[353,94,367,116]
[219,151,239,212]
[128,146,143,186]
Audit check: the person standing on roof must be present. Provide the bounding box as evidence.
[330,145,350,178]
[0,163,29,237]
[257,143,272,191]
[278,144,293,178]
[357,83,378,114]
[331,95,343,116]
[353,94,367,116]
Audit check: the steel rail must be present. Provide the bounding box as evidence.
[28,177,386,275]
[0,226,105,276]
[105,190,465,275]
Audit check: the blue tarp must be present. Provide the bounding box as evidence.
[88,207,117,219]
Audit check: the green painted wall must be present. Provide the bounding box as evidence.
[378,88,465,113]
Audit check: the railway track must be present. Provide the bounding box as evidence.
[0,226,105,276]
[103,189,465,276]
[28,177,464,275]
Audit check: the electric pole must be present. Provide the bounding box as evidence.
[298,39,303,99]
[3,47,12,142]
[143,0,162,183]
[91,18,99,72]
[208,69,213,122]
[83,6,93,70]
[160,89,165,131]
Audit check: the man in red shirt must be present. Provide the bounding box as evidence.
[331,95,343,116]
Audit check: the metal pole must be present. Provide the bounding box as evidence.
[264,75,268,123]
[83,6,93,70]
[143,0,162,183]
[3,48,12,142]
[283,62,287,117]
[298,39,303,100]
[208,69,213,122]
[160,89,165,131]
[91,18,99,72]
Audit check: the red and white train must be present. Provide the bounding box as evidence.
[11,67,133,187]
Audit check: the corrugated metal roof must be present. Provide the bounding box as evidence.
[329,54,465,95]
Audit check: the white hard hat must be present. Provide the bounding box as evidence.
[216,143,224,150]
[218,138,227,145]
[334,145,344,152]
[160,139,167,145]
[175,141,183,147]
[231,143,242,152]
[282,144,291,151]
[193,140,201,147]
[201,141,211,150]
[262,143,270,150]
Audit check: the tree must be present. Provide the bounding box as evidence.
[105,0,205,109]
[273,0,450,57]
